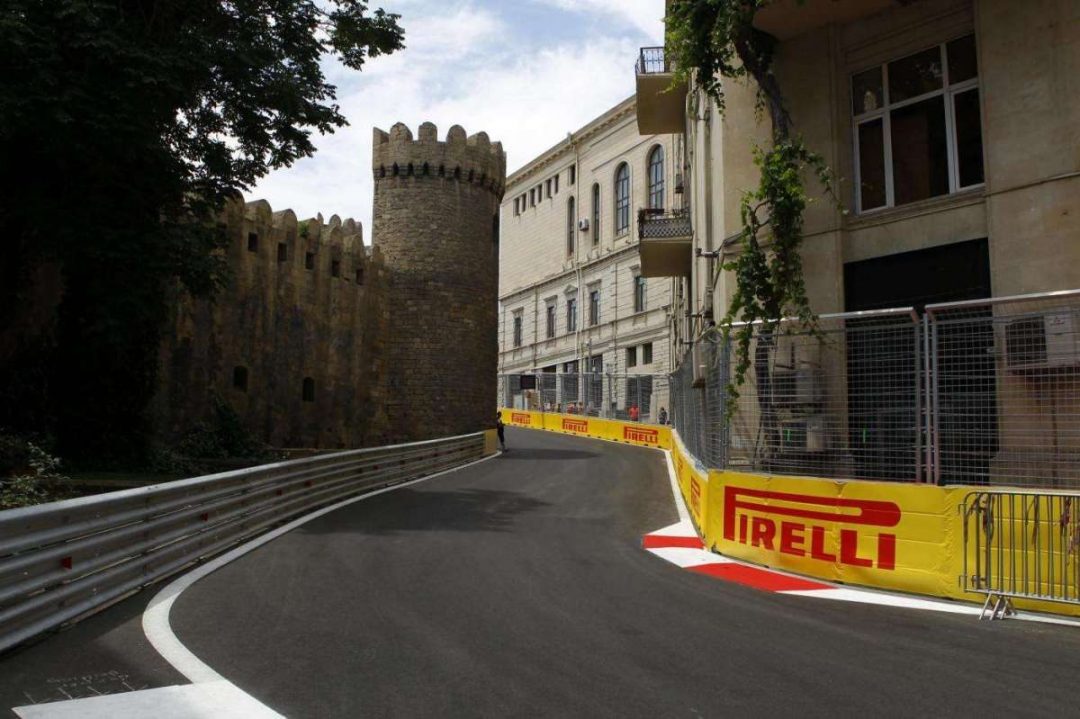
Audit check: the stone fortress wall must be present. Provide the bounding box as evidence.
[155,120,505,449]
[372,122,506,441]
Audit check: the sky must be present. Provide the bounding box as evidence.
[247,0,665,239]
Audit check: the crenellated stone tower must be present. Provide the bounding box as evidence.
[372,121,506,442]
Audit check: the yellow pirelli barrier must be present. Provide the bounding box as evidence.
[499,408,671,450]
[501,409,1080,617]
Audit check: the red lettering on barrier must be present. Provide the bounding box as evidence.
[510,413,531,426]
[562,418,588,433]
[779,521,805,556]
[690,476,702,517]
[750,517,775,550]
[623,426,659,444]
[724,486,900,570]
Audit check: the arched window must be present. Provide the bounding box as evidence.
[591,183,601,246]
[566,196,575,255]
[647,145,665,209]
[614,163,630,235]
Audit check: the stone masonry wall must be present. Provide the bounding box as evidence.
[372,122,506,442]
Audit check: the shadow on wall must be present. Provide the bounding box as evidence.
[299,487,550,536]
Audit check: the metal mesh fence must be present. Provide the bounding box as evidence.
[499,372,671,424]
[497,291,1080,490]
[927,292,1080,488]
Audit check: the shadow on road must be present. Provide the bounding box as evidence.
[298,487,550,536]
[497,448,597,461]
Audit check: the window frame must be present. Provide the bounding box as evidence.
[633,273,646,314]
[613,163,630,236]
[852,34,984,215]
[512,312,523,348]
[646,145,665,210]
[566,297,577,333]
[588,287,600,326]
[591,183,601,247]
[545,302,556,340]
[566,196,575,256]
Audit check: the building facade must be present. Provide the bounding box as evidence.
[634,0,1080,486]
[498,98,679,421]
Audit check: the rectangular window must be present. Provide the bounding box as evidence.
[247,232,258,252]
[331,259,341,278]
[633,274,646,313]
[277,243,287,262]
[305,252,315,270]
[569,165,576,185]
[513,313,523,348]
[529,189,535,207]
[626,346,637,368]
[546,303,556,339]
[566,297,577,333]
[589,289,600,326]
[852,35,983,213]
[513,198,519,216]
[642,342,653,365]
[554,175,559,194]
[546,179,552,198]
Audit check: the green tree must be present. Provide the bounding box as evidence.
[0,0,403,465]
[666,0,838,442]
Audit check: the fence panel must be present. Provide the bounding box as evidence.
[928,291,1080,488]
[498,372,670,424]
[962,490,1080,613]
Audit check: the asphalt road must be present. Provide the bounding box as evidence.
[3,427,1080,717]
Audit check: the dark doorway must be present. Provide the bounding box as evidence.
[844,239,994,484]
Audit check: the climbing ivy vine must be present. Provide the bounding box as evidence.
[666,0,839,421]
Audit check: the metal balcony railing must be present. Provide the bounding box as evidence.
[638,207,692,240]
[636,47,673,76]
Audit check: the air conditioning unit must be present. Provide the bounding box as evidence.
[1004,311,1080,372]
[780,415,828,453]
[691,341,709,388]
[771,365,823,407]
[577,218,590,232]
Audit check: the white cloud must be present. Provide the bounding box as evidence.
[248,1,651,240]
[532,0,665,41]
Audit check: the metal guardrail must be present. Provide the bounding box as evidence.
[962,489,1080,618]
[638,207,692,240]
[0,432,486,653]
[636,46,671,75]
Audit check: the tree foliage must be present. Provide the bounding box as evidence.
[666,0,838,412]
[0,0,403,466]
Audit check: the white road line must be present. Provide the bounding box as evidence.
[13,680,282,719]
[662,449,691,524]
[143,451,501,684]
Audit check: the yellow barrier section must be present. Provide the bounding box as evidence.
[483,428,499,456]
[501,409,1079,617]
[499,408,671,451]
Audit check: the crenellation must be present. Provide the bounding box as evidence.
[372,121,506,196]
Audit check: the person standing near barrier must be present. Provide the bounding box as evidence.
[629,404,640,422]
[496,414,506,451]
[658,407,667,425]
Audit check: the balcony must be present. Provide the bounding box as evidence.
[635,47,687,135]
[752,0,899,40]
[637,208,692,277]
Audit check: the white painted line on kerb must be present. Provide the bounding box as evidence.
[143,450,501,684]
[662,449,691,524]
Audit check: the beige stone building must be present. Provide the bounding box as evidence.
[635,0,1080,485]
[498,98,679,421]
